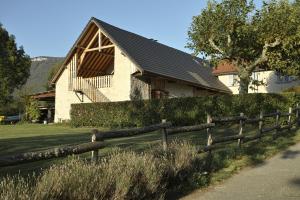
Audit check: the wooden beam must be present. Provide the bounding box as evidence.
[0,142,105,167]
[99,52,114,57]
[98,31,101,51]
[93,122,172,141]
[167,123,215,135]
[79,30,100,67]
[84,45,115,52]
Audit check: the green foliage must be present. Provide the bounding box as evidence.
[0,24,31,105]
[283,86,300,94]
[70,93,299,128]
[24,97,40,122]
[1,130,300,200]
[187,0,300,93]
[0,141,200,200]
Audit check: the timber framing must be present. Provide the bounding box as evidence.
[51,17,230,94]
[51,19,122,82]
[75,26,115,77]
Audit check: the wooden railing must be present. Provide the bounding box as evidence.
[75,78,109,102]
[0,104,299,167]
[84,75,112,88]
[73,75,112,90]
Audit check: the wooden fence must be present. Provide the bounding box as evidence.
[0,104,299,168]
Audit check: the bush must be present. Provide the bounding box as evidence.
[0,141,202,200]
[24,97,41,122]
[70,93,300,128]
[1,131,299,200]
[282,86,300,94]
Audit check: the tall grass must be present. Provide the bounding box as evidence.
[1,131,299,200]
[0,141,201,200]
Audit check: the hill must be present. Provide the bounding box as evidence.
[21,56,64,94]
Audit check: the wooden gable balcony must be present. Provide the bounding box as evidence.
[66,22,115,102]
[72,75,113,91]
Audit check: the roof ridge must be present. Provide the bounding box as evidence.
[92,17,200,62]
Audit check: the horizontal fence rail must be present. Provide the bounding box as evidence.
[0,142,105,167]
[93,122,172,141]
[166,123,215,135]
[0,104,299,167]
[212,116,247,123]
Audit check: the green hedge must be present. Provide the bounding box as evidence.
[70,93,300,128]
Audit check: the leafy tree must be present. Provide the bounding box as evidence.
[24,97,40,122]
[187,0,300,94]
[0,24,31,103]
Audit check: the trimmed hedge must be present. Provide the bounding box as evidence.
[70,93,300,128]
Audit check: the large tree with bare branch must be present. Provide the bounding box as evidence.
[187,0,300,94]
[0,24,31,105]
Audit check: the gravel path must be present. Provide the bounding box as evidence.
[181,142,300,200]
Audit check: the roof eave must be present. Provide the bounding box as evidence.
[91,18,145,75]
[141,70,231,94]
[50,18,97,84]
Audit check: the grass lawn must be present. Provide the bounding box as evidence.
[0,122,299,179]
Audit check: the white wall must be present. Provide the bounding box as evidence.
[218,75,240,94]
[97,46,133,101]
[217,70,300,94]
[54,43,135,122]
[54,66,91,123]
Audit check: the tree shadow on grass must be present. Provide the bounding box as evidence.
[281,150,300,159]
[0,132,92,177]
[168,128,299,199]
[289,178,300,188]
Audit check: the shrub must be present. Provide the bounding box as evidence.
[282,86,300,94]
[71,93,299,128]
[0,141,202,200]
[24,97,41,122]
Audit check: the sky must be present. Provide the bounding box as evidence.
[0,0,263,58]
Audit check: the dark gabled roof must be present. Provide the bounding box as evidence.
[92,18,230,93]
[52,17,230,93]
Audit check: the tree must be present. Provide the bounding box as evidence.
[0,24,31,104]
[187,0,300,94]
[24,97,40,122]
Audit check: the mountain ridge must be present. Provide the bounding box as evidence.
[21,56,64,94]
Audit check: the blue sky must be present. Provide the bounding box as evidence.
[0,0,263,58]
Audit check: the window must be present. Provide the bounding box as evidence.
[151,89,169,99]
[276,72,295,84]
[250,72,259,92]
[228,75,238,86]
[251,72,259,81]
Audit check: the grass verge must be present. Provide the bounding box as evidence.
[0,127,299,200]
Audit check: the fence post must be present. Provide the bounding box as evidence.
[288,107,292,130]
[258,111,264,140]
[206,114,213,148]
[161,119,168,151]
[274,109,280,140]
[238,113,244,147]
[91,129,99,162]
[296,103,299,127]
[205,113,213,173]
